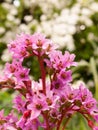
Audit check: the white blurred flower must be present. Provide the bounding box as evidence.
[14,18,20,25]
[2,3,11,10]
[61,9,70,16]
[0,0,98,51]
[2,31,16,43]
[88,33,95,40]
[72,80,86,89]
[37,21,52,35]
[28,20,38,29]
[87,80,94,88]
[81,8,92,16]
[71,4,81,14]
[51,34,75,50]
[67,25,76,35]
[90,2,98,12]
[1,49,12,62]
[23,0,32,7]
[13,0,20,7]
[40,15,47,21]
[0,27,5,34]
[67,14,79,25]
[5,0,12,3]
[53,23,68,35]
[7,14,15,21]
[19,24,30,33]
[24,15,33,23]
[79,15,93,26]
[10,8,18,16]
[80,25,86,30]
[0,65,4,76]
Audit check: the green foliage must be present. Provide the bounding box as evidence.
[0,90,13,115]
[0,43,6,64]
[66,113,91,130]
[0,5,8,22]
[32,5,43,21]
[23,56,41,80]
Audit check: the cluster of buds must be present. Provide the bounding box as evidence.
[0,33,98,130]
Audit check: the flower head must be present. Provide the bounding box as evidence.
[0,33,98,130]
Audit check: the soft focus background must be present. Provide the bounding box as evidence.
[0,0,98,129]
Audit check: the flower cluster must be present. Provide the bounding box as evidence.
[0,33,98,130]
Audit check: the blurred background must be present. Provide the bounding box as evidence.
[0,0,98,129]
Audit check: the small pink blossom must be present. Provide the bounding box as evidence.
[13,94,26,113]
[28,94,48,120]
[45,50,76,71]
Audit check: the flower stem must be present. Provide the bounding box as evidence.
[56,105,74,130]
[42,112,50,130]
[38,56,46,95]
[56,114,64,130]
[62,116,72,130]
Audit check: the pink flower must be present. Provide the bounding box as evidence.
[13,94,26,113]
[0,110,18,130]
[93,114,98,122]
[14,67,30,82]
[58,69,72,84]
[8,33,31,60]
[52,79,65,95]
[28,94,48,120]
[1,33,98,130]
[93,126,98,130]
[0,110,5,121]
[31,33,57,56]
[32,79,43,95]
[4,60,30,83]
[45,84,59,108]
[76,84,98,113]
[4,60,22,77]
[45,50,76,71]
[17,115,39,130]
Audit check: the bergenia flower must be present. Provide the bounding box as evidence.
[0,33,98,130]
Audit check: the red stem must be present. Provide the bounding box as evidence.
[62,116,72,130]
[56,105,74,130]
[38,56,50,129]
[50,71,57,90]
[42,112,50,130]
[38,56,46,95]
[56,114,64,130]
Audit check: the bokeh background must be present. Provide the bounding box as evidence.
[0,0,98,129]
